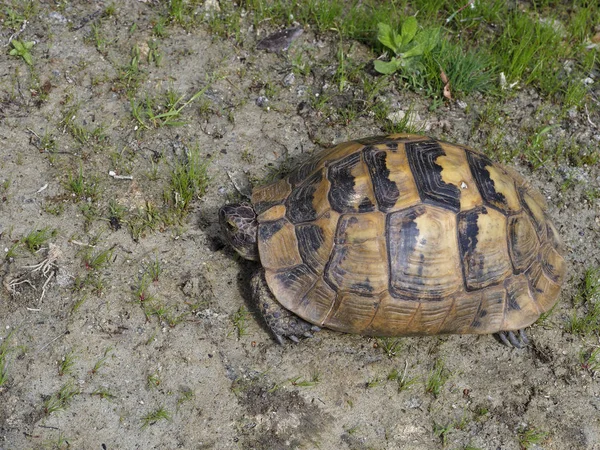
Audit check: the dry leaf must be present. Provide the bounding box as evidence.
[440,69,452,100]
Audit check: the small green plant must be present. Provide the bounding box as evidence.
[9,39,34,65]
[4,242,19,261]
[232,306,249,338]
[147,39,163,66]
[366,377,381,388]
[108,199,126,231]
[518,426,548,449]
[66,166,99,200]
[141,406,171,428]
[128,202,163,241]
[88,21,109,54]
[433,421,453,446]
[43,382,81,415]
[168,147,210,214]
[567,266,600,336]
[82,247,114,271]
[147,372,161,389]
[376,337,402,358]
[388,363,419,392]
[374,17,439,75]
[114,45,143,96]
[91,387,116,400]
[134,274,154,303]
[579,347,600,373]
[145,255,162,282]
[0,330,15,386]
[22,227,55,252]
[58,350,77,376]
[289,370,321,387]
[71,295,88,314]
[426,358,449,398]
[131,86,210,130]
[91,347,113,375]
[177,388,195,408]
[152,15,168,37]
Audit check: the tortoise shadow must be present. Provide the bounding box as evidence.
[197,204,274,340]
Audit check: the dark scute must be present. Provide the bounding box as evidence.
[324,246,348,288]
[363,147,400,211]
[288,160,318,187]
[274,264,313,290]
[358,196,375,212]
[296,224,325,264]
[507,289,521,310]
[335,215,359,245]
[466,151,508,211]
[327,152,360,213]
[458,208,481,265]
[405,140,460,212]
[387,208,420,299]
[258,219,285,241]
[350,279,375,294]
[286,171,322,223]
[255,200,281,215]
[518,187,544,234]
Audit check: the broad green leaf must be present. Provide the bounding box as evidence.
[413,28,441,54]
[11,40,25,52]
[377,23,397,53]
[374,58,402,75]
[401,44,424,59]
[400,16,418,46]
[22,52,33,65]
[402,44,423,59]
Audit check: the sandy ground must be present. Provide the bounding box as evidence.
[1,2,599,449]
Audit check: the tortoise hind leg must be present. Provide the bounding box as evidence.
[251,270,320,344]
[495,329,529,348]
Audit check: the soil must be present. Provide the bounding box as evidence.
[1,2,599,450]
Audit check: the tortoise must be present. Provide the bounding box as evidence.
[220,134,566,347]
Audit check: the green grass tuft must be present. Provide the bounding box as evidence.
[518,426,548,449]
[0,330,15,387]
[43,382,81,415]
[567,266,600,336]
[141,406,171,428]
[22,227,56,253]
[58,350,77,377]
[426,358,450,397]
[168,146,210,215]
[232,306,249,339]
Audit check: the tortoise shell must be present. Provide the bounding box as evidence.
[251,134,566,336]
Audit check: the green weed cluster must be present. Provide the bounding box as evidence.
[223,0,598,105]
[567,267,600,336]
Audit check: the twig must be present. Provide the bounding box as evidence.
[70,240,95,248]
[4,20,28,47]
[37,331,69,353]
[585,104,598,129]
[108,171,133,180]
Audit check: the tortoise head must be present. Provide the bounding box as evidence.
[219,203,259,261]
